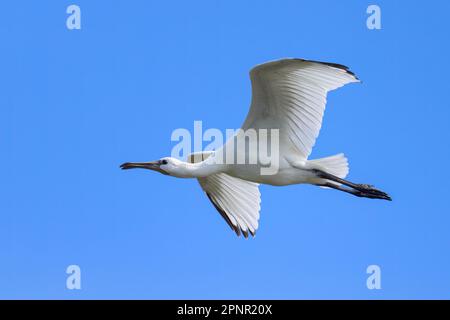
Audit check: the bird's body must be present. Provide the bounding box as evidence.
[121,58,391,238]
[192,151,316,186]
[227,162,316,186]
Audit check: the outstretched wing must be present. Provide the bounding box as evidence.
[188,152,261,238]
[242,58,360,160]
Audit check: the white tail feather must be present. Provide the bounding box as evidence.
[308,153,349,179]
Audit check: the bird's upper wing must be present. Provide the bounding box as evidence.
[242,58,360,160]
[187,152,261,238]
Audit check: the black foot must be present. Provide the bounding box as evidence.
[353,189,392,201]
[355,184,391,200]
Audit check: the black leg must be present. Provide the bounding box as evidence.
[314,170,392,201]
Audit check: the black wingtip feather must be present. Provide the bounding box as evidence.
[299,58,359,80]
[206,193,241,237]
[205,193,255,238]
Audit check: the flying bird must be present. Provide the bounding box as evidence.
[121,58,391,238]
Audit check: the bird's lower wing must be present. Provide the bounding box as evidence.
[198,173,261,238]
[186,151,261,237]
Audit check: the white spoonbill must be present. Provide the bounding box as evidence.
[121,58,391,238]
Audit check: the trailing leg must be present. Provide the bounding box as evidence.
[314,169,392,201]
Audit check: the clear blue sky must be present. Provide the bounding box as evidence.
[1,0,449,299]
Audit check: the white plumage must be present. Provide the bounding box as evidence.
[121,58,391,238]
[243,59,359,160]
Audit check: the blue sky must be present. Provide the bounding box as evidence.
[1,0,450,299]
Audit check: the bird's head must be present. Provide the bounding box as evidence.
[120,157,187,177]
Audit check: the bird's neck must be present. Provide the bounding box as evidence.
[175,160,223,178]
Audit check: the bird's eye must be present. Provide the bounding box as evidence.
[160,159,168,165]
